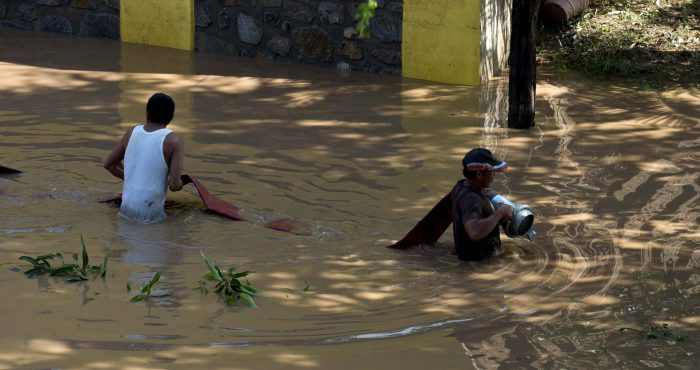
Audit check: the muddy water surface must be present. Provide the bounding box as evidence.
[0,28,698,369]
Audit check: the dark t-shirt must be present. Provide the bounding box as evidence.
[451,180,501,261]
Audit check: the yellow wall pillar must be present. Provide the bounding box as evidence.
[120,0,194,51]
[402,0,481,86]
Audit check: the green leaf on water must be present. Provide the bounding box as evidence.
[19,256,39,267]
[200,251,222,281]
[303,284,310,292]
[50,264,80,276]
[101,256,108,278]
[130,295,143,302]
[80,234,89,271]
[126,281,132,291]
[238,293,257,308]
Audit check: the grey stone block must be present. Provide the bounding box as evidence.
[103,0,119,10]
[340,41,362,60]
[318,2,343,24]
[286,2,314,24]
[369,16,401,43]
[1,21,32,30]
[38,0,62,6]
[263,0,281,7]
[196,4,212,27]
[336,61,351,73]
[372,49,401,65]
[41,15,73,34]
[266,36,290,56]
[18,4,37,22]
[217,10,229,30]
[263,11,279,24]
[293,27,333,63]
[387,2,402,13]
[237,13,262,45]
[72,0,96,9]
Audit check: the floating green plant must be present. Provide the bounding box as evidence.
[130,271,165,302]
[18,234,108,282]
[200,251,258,308]
[620,323,685,341]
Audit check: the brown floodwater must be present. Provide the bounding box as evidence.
[0,27,698,369]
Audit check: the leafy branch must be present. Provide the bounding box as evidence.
[18,234,108,282]
[620,323,685,341]
[129,271,166,302]
[354,0,377,39]
[200,251,258,308]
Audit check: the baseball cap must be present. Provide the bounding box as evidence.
[462,148,508,172]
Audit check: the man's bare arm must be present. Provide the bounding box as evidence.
[464,205,514,241]
[103,129,131,180]
[166,134,184,191]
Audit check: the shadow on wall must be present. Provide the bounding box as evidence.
[480,0,512,82]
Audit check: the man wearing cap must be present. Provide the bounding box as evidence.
[451,148,514,261]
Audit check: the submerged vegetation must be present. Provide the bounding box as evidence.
[18,234,108,282]
[129,272,166,303]
[620,323,686,341]
[200,251,258,308]
[537,0,700,88]
[15,236,260,308]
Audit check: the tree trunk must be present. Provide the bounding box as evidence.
[508,0,542,129]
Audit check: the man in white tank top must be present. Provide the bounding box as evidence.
[103,93,185,223]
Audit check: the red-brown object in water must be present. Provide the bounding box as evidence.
[99,174,309,235]
[0,165,22,175]
[542,0,590,25]
[181,174,246,221]
[387,191,453,249]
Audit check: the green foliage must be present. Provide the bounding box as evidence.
[620,323,686,341]
[354,0,377,39]
[130,271,165,302]
[538,0,700,88]
[18,234,108,282]
[200,251,258,308]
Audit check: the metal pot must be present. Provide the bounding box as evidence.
[491,194,535,239]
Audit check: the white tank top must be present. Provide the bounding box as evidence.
[119,125,172,224]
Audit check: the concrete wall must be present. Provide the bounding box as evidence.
[121,0,194,50]
[402,0,511,85]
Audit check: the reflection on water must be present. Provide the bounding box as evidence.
[0,27,698,369]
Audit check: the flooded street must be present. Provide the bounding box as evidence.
[0,27,698,369]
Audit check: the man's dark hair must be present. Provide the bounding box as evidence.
[146,93,175,124]
[463,167,478,179]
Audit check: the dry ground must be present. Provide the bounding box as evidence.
[537,0,700,89]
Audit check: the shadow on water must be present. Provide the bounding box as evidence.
[0,27,698,369]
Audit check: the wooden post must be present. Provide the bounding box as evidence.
[508,0,542,129]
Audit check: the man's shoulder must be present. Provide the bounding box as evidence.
[164,130,183,143]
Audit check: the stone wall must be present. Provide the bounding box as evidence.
[0,0,402,75]
[193,0,403,74]
[0,0,119,39]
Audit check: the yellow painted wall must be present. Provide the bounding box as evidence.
[120,0,194,51]
[402,0,481,86]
